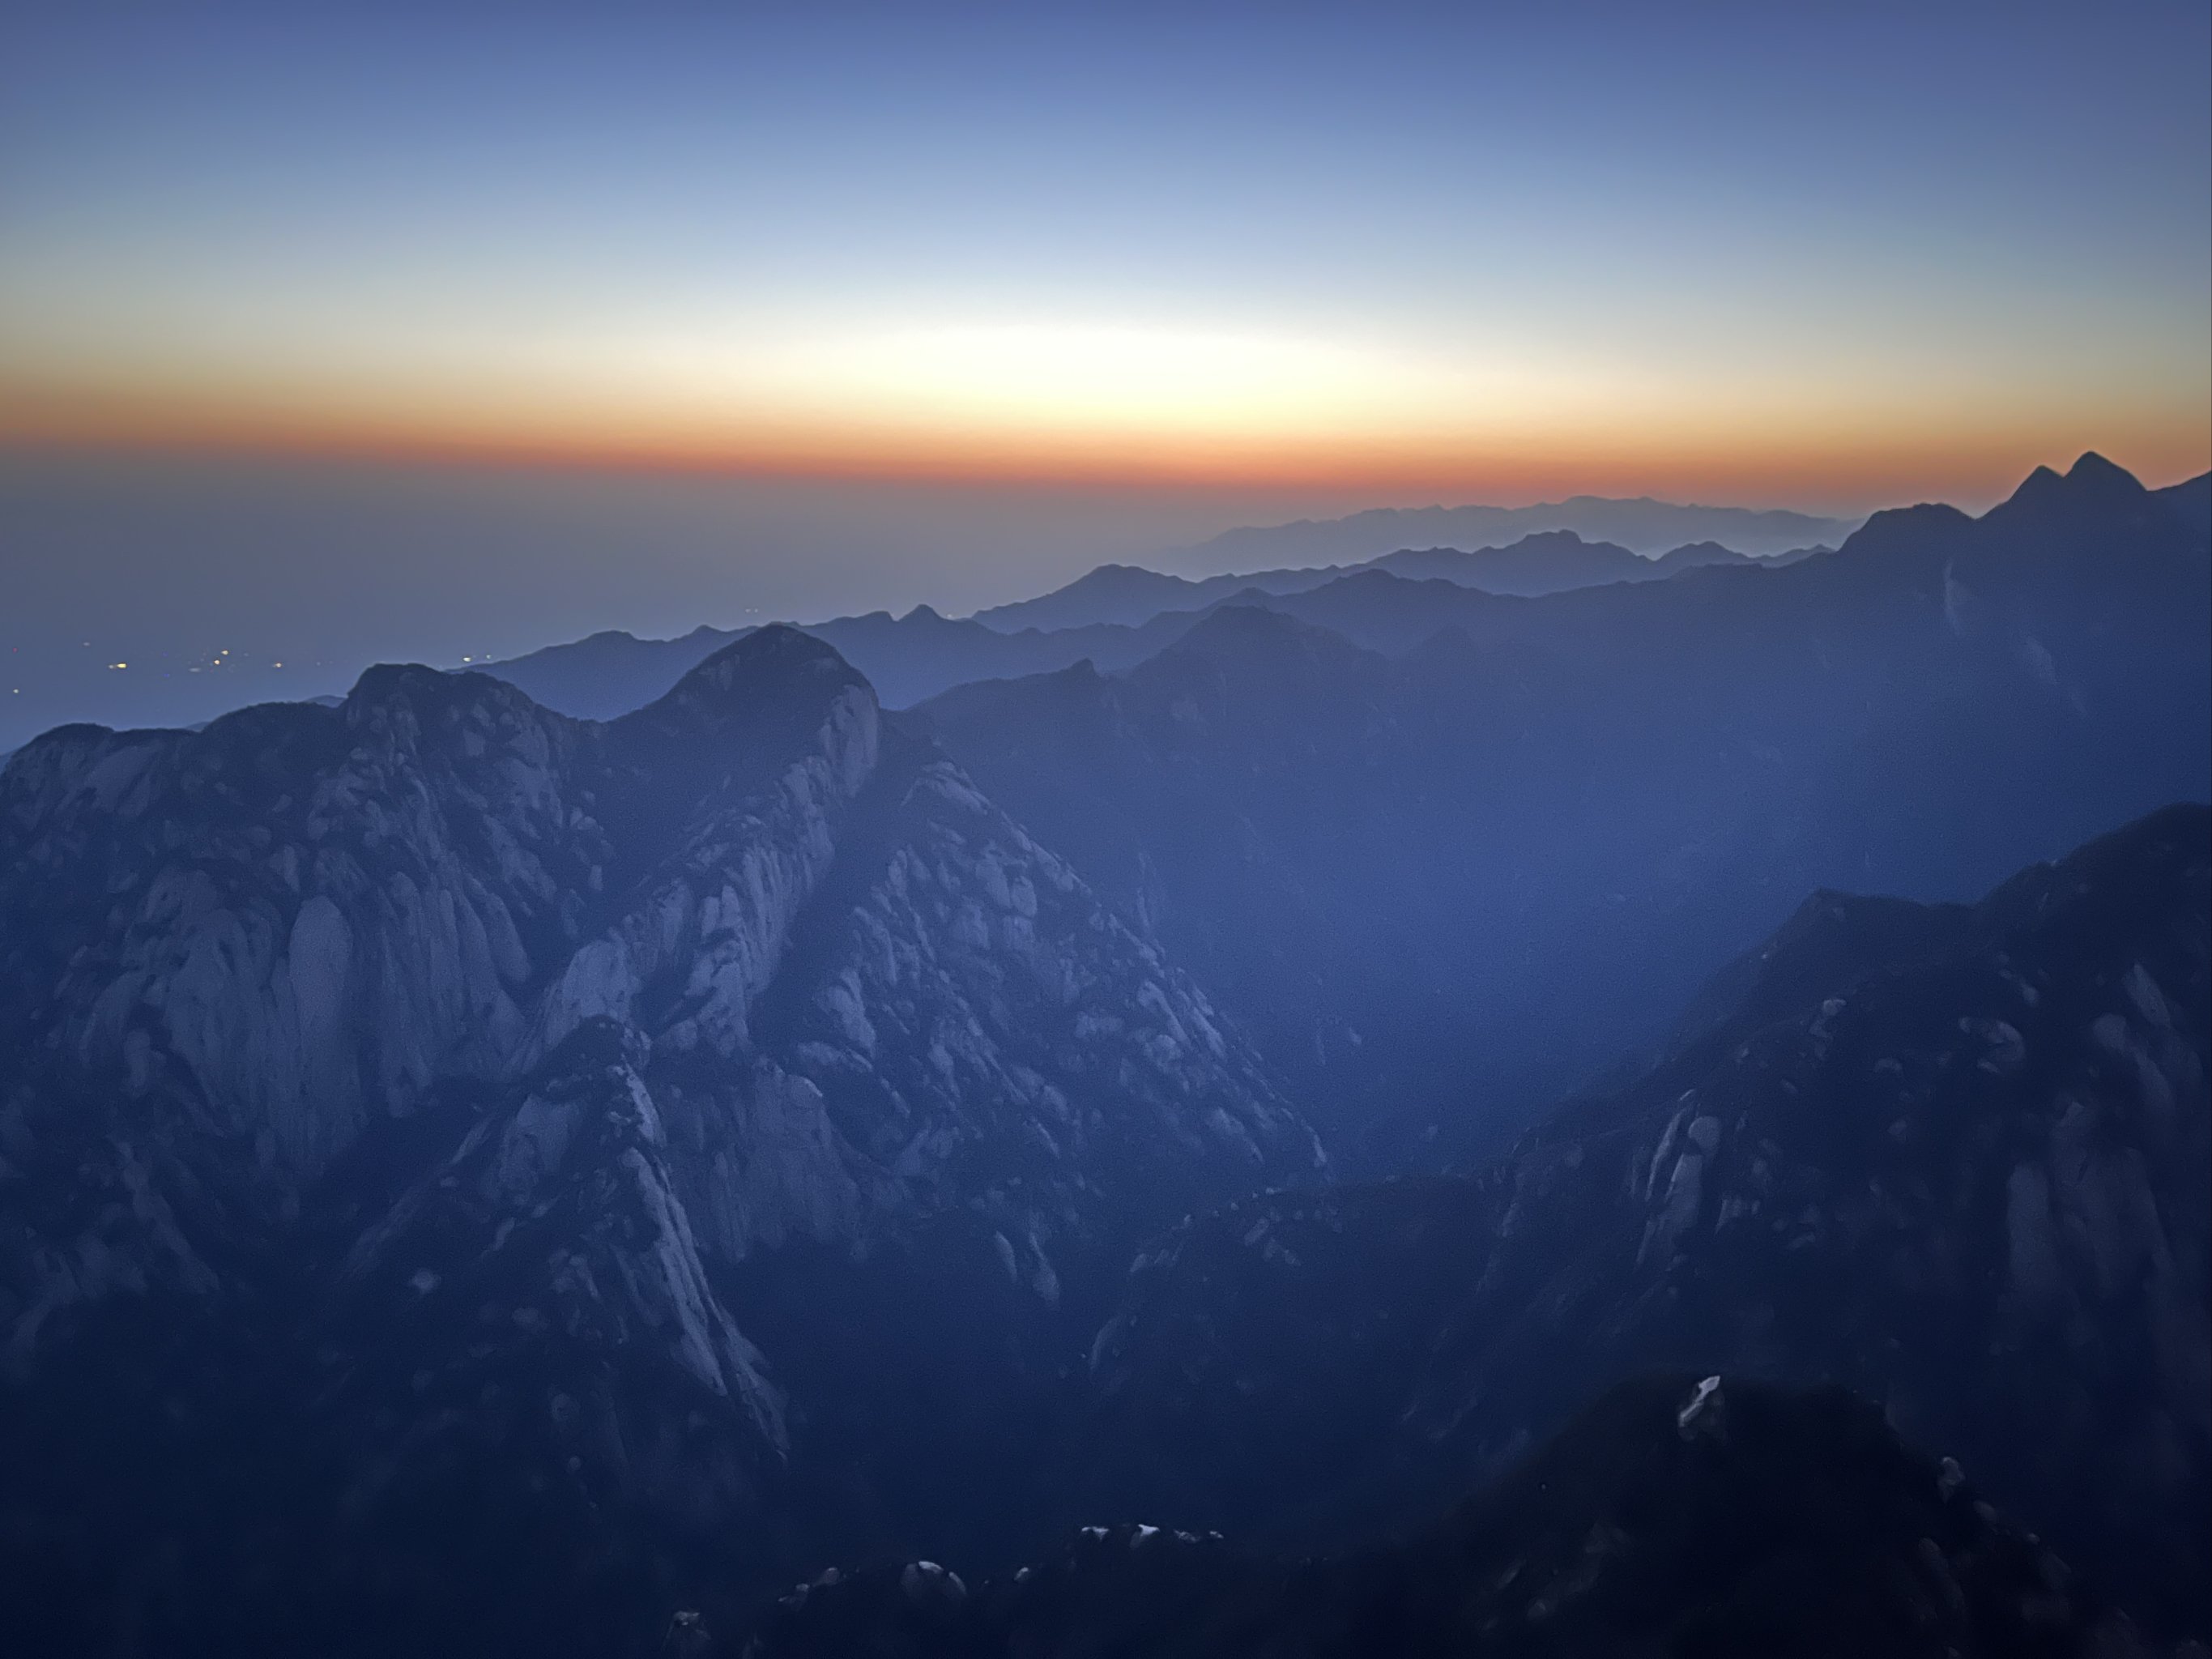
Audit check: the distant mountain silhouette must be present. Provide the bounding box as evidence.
[1370,529,1667,592]
[974,529,1819,635]
[481,605,1202,720]
[1166,493,1861,571]
[1650,537,1769,573]
[487,527,1762,719]
[966,561,1350,633]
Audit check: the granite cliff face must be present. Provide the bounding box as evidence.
[0,627,1318,1654]
[1080,806,2211,1634]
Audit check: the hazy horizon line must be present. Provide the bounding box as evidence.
[6,425,2207,526]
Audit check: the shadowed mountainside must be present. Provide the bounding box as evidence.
[1076,804,2211,1635]
[924,454,2212,1159]
[748,1373,2169,1659]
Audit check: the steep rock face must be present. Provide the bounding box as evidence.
[0,627,1315,1655]
[1081,806,2212,1635]
[330,1018,787,1461]
[2,672,579,1176]
[748,1375,2163,1659]
[0,627,1308,1338]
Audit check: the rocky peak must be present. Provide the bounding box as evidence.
[0,630,1323,1649]
[1981,450,2167,546]
[649,624,867,716]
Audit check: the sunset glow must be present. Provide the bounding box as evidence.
[3,4,2206,510]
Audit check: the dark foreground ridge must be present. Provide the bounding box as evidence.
[742,1373,2175,1659]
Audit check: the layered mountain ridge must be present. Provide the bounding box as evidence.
[1163,491,1864,568]
[924,454,2212,1157]
[479,528,1811,722]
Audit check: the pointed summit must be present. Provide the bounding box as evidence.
[2065,450,2144,490]
[2055,450,2151,510]
[645,623,867,718]
[614,622,880,797]
[1989,451,2149,522]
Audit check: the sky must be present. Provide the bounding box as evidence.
[1,0,2208,746]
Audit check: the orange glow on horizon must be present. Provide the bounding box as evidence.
[3,375,2207,515]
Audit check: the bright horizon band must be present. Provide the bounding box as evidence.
[3,4,2206,516]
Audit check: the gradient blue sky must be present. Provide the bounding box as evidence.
[5,0,2207,500]
[1,2,2207,748]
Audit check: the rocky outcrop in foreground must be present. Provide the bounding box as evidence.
[1082,805,2211,1636]
[746,1373,2179,1659]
